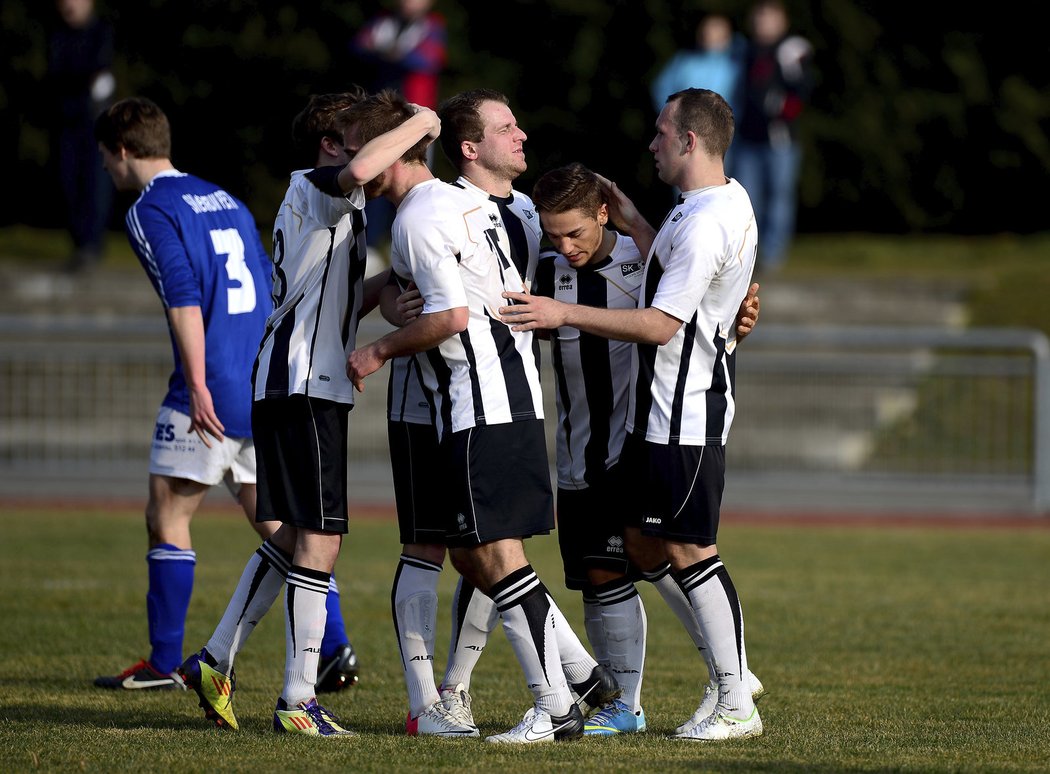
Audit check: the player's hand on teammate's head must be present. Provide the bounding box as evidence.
[407,103,441,140]
[594,173,646,233]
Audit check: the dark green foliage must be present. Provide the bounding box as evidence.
[2,1,1047,234]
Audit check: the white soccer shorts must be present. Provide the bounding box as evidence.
[148,405,256,492]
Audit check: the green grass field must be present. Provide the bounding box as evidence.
[2,507,1048,772]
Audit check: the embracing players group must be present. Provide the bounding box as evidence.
[91,83,765,744]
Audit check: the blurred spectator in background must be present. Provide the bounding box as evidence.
[650,13,745,200]
[47,0,116,273]
[349,0,447,259]
[732,0,813,276]
[651,13,745,122]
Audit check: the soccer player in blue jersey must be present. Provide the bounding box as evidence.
[91,97,357,695]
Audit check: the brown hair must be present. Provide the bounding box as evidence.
[436,88,508,171]
[666,88,735,159]
[343,89,431,166]
[291,87,369,167]
[95,97,171,158]
[531,162,604,216]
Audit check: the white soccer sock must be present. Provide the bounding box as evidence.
[676,556,754,718]
[546,592,597,686]
[582,590,609,666]
[392,555,442,717]
[441,576,498,692]
[491,566,573,717]
[645,562,716,683]
[281,565,329,707]
[594,578,646,711]
[206,540,289,673]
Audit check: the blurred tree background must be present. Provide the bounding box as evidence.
[2,0,1046,237]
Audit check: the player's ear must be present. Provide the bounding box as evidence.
[597,203,609,226]
[461,141,477,161]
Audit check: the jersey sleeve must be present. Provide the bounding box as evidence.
[391,208,468,314]
[302,166,366,227]
[125,200,201,309]
[649,212,723,322]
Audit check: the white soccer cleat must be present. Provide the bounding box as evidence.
[485,704,584,744]
[406,700,479,738]
[675,670,767,735]
[674,705,763,741]
[439,683,476,728]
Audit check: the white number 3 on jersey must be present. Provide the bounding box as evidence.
[211,228,257,315]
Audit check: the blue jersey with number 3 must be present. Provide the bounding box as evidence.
[125,170,273,438]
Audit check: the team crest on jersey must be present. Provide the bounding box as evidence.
[523,208,535,220]
[558,273,573,290]
[671,212,684,223]
[621,262,641,277]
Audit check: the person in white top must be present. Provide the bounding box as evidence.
[346,89,620,745]
[178,87,440,738]
[499,88,765,741]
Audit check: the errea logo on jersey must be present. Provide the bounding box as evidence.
[558,273,573,290]
[621,263,641,277]
[607,536,624,554]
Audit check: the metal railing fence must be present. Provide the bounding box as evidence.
[1,317,1046,513]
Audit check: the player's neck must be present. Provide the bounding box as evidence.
[460,167,513,199]
[678,159,727,193]
[132,158,175,191]
[390,163,435,208]
[587,228,617,265]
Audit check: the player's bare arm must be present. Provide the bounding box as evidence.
[736,282,761,341]
[594,173,656,258]
[167,305,224,446]
[339,107,440,190]
[346,306,467,391]
[499,291,681,345]
[378,281,425,327]
[360,267,393,317]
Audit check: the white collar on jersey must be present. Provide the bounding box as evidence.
[678,177,730,202]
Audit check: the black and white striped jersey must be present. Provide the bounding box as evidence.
[533,233,644,489]
[452,175,542,286]
[627,178,758,446]
[253,167,368,404]
[389,178,544,437]
[387,176,543,430]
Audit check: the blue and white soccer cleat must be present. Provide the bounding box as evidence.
[583,699,647,736]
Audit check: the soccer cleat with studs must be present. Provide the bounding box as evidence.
[315,642,360,694]
[177,647,238,730]
[569,664,622,715]
[675,669,767,736]
[405,700,479,737]
[94,659,185,691]
[273,697,354,738]
[439,683,476,728]
[674,705,763,741]
[485,704,584,744]
[583,699,647,736]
